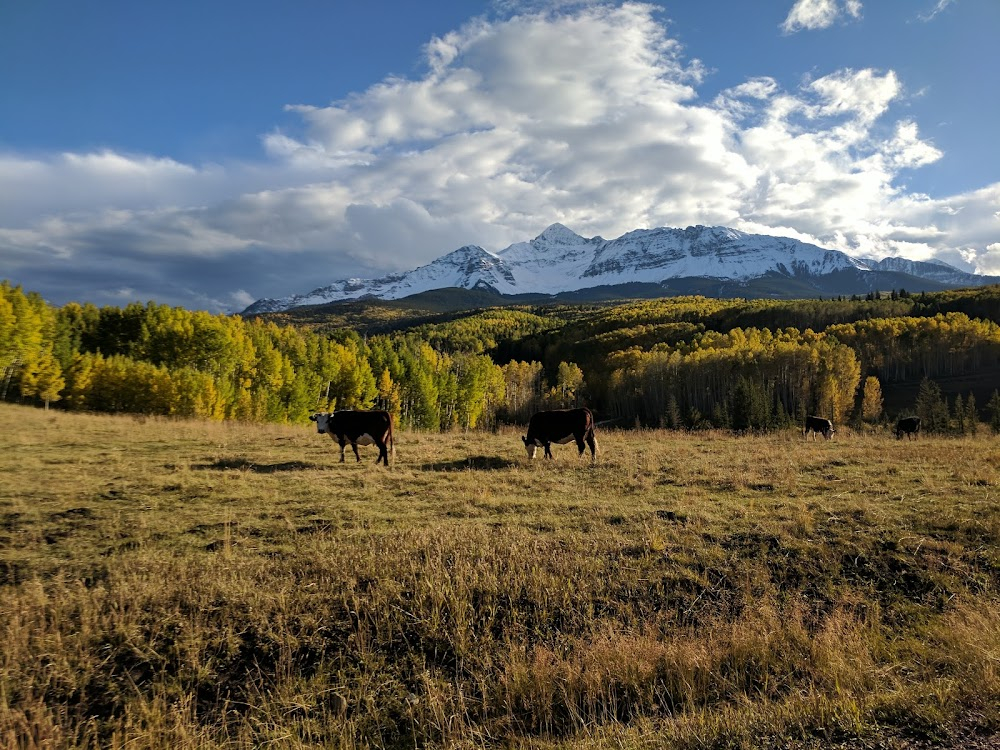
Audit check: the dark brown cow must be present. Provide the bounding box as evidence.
[310,410,394,465]
[522,407,598,462]
[804,415,835,440]
[895,416,921,440]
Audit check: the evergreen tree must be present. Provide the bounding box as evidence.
[665,394,682,429]
[987,390,1000,435]
[711,399,731,429]
[965,392,978,435]
[730,377,770,433]
[915,377,949,433]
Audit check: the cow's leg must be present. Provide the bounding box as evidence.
[351,442,362,462]
[544,442,553,459]
[575,433,587,457]
[375,440,388,465]
[338,439,347,463]
[586,432,597,461]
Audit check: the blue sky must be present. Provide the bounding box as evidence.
[1,0,998,312]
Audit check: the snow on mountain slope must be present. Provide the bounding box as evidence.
[242,224,997,314]
[867,256,980,286]
[493,223,604,293]
[581,225,867,283]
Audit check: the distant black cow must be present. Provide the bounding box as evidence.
[895,416,921,440]
[310,410,394,465]
[522,408,598,462]
[804,415,835,440]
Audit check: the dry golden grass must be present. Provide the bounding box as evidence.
[2,404,1000,749]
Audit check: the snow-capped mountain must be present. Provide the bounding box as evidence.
[243,224,998,314]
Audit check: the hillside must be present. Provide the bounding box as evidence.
[251,285,1000,426]
[4,279,1000,437]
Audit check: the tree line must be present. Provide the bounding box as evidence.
[4,279,1000,433]
[0,282,581,430]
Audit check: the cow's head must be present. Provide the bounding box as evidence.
[310,412,332,434]
[825,426,835,439]
[521,435,538,459]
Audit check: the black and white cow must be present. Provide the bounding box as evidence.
[522,407,598,462]
[310,410,394,465]
[895,416,921,440]
[804,415,835,440]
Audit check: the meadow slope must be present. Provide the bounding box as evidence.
[2,404,1000,748]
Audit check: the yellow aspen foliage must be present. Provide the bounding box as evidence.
[861,376,884,422]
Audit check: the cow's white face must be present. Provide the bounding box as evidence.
[310,413,332,434]
[521,436,538,459]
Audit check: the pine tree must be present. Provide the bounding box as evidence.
[665,394,682,429]
[915,377,949,433]
[730,378,771,434]
[965,392,978,436]
[987,390,1000,434]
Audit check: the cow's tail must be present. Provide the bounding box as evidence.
[586,410,599,462]
[388,414,396,465]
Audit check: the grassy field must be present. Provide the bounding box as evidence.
[2,403,1000,749]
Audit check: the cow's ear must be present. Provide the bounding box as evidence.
[521,436,528,445]
[309,414,317,422]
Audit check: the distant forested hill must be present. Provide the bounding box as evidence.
[4,279,1000,433]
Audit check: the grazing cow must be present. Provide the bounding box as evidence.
[895,416,921,440]
[804,415,835,440]
[522,407,598,462]
[310,410,394,465]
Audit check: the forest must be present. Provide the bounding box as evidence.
[3,278,1000,434]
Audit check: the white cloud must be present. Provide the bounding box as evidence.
[980,243,1000,275]
[1,1,997,312]
[918,0,957,22]
[781,0,863,33]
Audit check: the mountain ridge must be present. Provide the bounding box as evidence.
[243,224,998,314]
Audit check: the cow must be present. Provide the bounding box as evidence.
[804,415,835,440]
[895,416,921,440]
[310,410,394,465]
[521,407,598,462]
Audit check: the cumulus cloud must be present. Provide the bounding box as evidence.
[781,0,863,33]
[1,1,997,312]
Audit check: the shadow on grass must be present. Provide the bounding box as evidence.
[193,458,319,473]
[420,455,518,472]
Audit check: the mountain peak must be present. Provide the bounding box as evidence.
[534,223,586,245]
[241,223,1000,315]
[441,244,494,260]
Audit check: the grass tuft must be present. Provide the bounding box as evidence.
[2,404,1000,747]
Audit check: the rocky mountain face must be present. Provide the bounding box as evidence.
[243,224,997,314]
